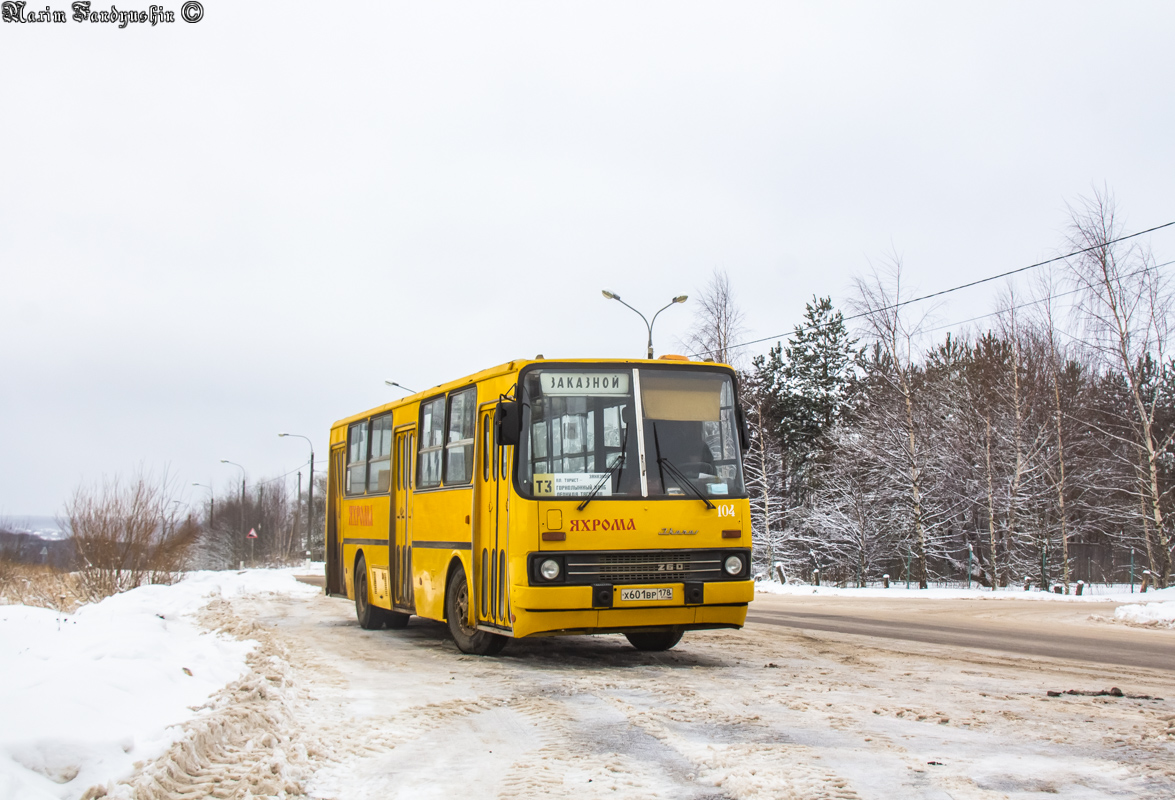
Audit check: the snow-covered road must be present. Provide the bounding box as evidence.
[5,574,1174,799]
[133,584,1175,797]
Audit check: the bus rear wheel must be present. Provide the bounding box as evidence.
[625,628,684,651]
[354,555,386,630]
[446,570,507,656]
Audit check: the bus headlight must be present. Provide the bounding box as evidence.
[723,555,744,576]
[540,559,561,580]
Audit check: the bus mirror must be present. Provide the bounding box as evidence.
[737,407,750,451]
[495,401,522,446]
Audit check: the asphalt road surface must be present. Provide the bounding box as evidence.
[748,592,1173,672]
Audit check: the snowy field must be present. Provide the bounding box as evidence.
[2,569,1173,799]
[755,581,1175,628]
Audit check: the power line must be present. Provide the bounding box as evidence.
[692,219,1175,358]
[253,461,312,488]
[922,258,1175,337]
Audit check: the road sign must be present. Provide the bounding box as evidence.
[247,528,258,539]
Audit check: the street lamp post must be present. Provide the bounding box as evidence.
[384,380,417,394]
[192,483,214,528]
[220,460,246,564]
[601,291,687,359]
[279,433,316,559]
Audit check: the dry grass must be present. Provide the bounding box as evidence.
[0,561,85,612]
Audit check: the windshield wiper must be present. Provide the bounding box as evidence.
[652,424,715,510]
[577,427,628,511]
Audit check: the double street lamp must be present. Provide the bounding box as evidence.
[279,433,316,558]
[602,290,688,359]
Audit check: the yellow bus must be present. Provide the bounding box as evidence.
[325,356,753,655]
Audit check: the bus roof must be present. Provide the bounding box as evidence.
[329,356,731,431]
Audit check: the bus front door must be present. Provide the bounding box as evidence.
[393,428,415,611]
[475,408,511,631]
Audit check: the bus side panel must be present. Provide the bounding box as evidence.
[409,487,474,621]
[338,494,393,609]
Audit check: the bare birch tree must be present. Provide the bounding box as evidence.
[851,257,933,588]
[684,268,747,366]
[1065,188,1174,587]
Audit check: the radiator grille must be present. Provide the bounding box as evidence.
[565,551,725,584]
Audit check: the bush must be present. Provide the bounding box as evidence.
[65,472,200,601]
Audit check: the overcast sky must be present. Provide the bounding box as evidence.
[3,1,1174,517]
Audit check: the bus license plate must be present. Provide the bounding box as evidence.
[620,587,674,602]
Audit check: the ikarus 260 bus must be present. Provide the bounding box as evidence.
[325,355,753,655]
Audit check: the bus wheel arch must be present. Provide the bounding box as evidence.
[444,558,506,656]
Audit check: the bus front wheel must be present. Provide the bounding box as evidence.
[625,628,684,651]
[446,570,507,656]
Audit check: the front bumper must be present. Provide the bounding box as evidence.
[508,579,753,638]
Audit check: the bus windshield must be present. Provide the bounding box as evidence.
[518,366,745,501]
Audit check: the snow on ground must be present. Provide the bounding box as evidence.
[0,570,319,800]
[198,588,1174,799]
[3,569,1172,799]
[755,579,1175,603]
[1114,600,1175,628]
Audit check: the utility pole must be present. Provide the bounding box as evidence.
[279,434,316,560]
[295,470,302,558]
[308,449,315,558]
[220,460,247,564]
[192,483,215,531]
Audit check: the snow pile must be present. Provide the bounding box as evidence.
[0,570,319,800]
[1113,600,1175,628]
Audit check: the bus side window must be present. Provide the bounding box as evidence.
[367,414,393,493]
[418,397,445,488]
[346,420,369,495]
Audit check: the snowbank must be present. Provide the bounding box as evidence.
[754,580,1175,603]
[0,569,319,800]
[1113,599,1175,628]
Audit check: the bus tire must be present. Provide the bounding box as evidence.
[625,628,684,651]
[446,569,507,656]
[354,555,385,630]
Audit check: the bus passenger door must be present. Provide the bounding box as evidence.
[474,408,504,629]
[393,428,416,611]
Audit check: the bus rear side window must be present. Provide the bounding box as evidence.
[418,397,445,489]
